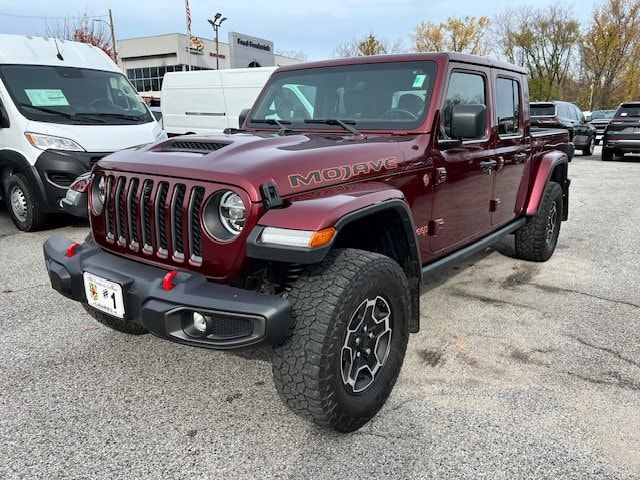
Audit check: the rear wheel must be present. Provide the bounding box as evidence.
[602,147,613,161]
[514,181,563,262]
[4,173,47,231]
[271,249,410,432]
[582,136,595,156]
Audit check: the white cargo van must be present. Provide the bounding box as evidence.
[161,67,277,136]
[0,34,165,231]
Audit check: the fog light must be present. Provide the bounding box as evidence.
[192,312,208,333]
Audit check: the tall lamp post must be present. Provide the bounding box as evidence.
[207,12,227,70]
[93,9,117,61]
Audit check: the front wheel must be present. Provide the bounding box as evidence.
[271,249,410,432]
[4,173,47,231]
[514,181,563,262]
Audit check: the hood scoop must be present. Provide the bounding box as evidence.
[161,139,232,154]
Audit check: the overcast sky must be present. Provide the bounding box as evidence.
[1,0,592,60]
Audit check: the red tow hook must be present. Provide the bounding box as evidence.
[65,242,80,257]
[162,270,179,291]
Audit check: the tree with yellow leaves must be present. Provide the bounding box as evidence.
[411,16,491,56]
[581,0,640,109]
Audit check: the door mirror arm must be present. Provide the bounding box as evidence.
[437,138,463,150]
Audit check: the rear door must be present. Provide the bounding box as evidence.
[429,67,494,253]
[492,74,528,226]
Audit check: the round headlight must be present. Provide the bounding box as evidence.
[219,191,246,235]
[202,190,246,242]
[91,174,106,215]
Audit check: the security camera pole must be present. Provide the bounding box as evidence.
[207,12,227,70]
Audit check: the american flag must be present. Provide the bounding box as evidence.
[185,0,192,35]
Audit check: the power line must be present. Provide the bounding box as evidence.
[0,12,108,21]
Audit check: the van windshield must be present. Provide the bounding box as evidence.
[591,110,615,120]
[248,61,437,131]
[0,65,153,125]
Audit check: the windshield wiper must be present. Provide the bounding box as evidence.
[80,112,146,121]
[250,118,294,136]
[304,119,363,137]
[17,103,105,123]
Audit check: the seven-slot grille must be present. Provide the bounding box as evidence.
[103,174,206,264]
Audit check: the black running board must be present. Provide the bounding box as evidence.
[421,218,527,278]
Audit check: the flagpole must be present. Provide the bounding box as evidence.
[185,0,192,71]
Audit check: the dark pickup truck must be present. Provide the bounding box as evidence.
[531,100,595,156]
[44,53,571,432]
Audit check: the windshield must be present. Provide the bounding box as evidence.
[615,105,640,118]
[591,110,615,120]
[249,61,437,131]
[0,65,153,125]
[530,104,556,116]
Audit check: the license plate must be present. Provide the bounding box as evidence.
[83,272,125,318]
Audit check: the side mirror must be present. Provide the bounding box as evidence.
[239,108,251,129]
[585,115,592,122]
[0,103,9,129]
[450,104,486,139]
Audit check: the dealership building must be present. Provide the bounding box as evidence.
[117,32,301,98]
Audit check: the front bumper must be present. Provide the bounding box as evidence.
[43,235,291,349]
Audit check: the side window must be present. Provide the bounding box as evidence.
[442,71,486,139]
[496,77,521,135]
[575,106,584,122]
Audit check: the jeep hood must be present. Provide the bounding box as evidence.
[97,132,407,202]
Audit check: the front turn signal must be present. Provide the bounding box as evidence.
[309,227,336,249]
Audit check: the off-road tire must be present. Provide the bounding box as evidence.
[515,181,563,262]
[581,137,595,156]
[601,147,613,161]
[82,303,148,335]
[4,173,46,231]
[271,248,411,432]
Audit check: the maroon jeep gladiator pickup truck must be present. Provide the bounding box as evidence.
[44,53,571,432]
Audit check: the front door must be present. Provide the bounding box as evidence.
[430,68,494,254]
[492,75,528,226]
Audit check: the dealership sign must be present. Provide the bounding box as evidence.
[228,31,275,68]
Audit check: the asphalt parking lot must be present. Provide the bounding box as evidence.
[1,147,639,479]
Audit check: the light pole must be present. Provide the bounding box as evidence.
[207,12,227,70]
[93,9,117,61]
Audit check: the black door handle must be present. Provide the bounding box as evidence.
[480,160,497,172]
[514,153,529,163]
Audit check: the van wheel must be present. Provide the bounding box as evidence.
[514,181,563,262]
[271,249,410,432]
[4,173,46,231]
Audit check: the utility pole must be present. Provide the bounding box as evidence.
[93,10,117,61]
[207,12,227,70]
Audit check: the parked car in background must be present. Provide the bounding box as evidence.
[601,102,640,161]
[161,67,277,136]
[589,109,615,145]
[530,101,596,156]
[0,34,165,231]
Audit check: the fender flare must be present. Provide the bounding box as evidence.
[246,185,422,332]
[0,148,47,206]
[525,151,569,218]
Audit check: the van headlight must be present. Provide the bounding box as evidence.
[91,174,106,215]
[25,132,84,151]
[203,190,246,241]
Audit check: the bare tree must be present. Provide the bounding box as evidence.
[411,16,491,55]
[332,33,405,58]
[493,5,581,100]
[275,48,309,62]
[45,12,114,60]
